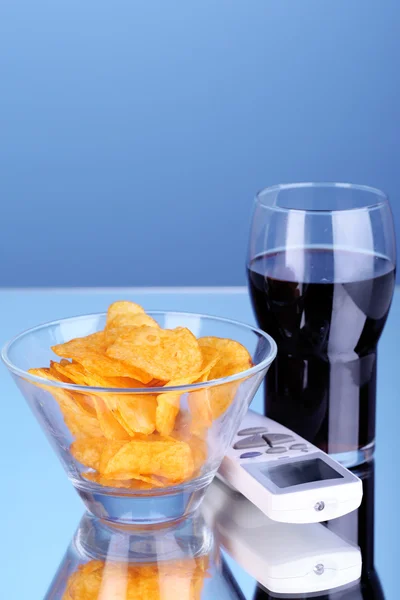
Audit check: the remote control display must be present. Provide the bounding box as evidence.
[259,458,343,489]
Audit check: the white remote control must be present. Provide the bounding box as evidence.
[218,410,363,523]
[202,478,362,595]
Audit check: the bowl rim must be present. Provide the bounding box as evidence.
[1,310,277,393]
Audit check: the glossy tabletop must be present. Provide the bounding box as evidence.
[0,287,399,599]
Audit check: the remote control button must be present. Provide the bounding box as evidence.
[234,435,267,450]
[263,433,295,447]
[290,443,308,450]
[266,446,287,454]
[301,448,309,453]
[240,451,262,459]
[237,426,268,436]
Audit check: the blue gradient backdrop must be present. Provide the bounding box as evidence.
[1,1,399,286]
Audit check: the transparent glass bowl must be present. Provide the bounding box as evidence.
[2,311,276,525]
[44,510,244,600]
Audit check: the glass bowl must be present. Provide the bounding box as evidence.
[2,311,276,525]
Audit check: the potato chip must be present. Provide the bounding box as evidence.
[106,300,145,324]
[155,350,220,436]
[70,438,107,470]
[196,346,221,380]
[91,396,131,440]
[62,408,104,440]
[198,336,251,379]
[28,368,103,438]
[52,361,148,395]
[98,440,127,474]
[49,362,97,415]
[103,438,194,482]
[208,380,241,420]
[117,394,157,435]
[103,376,148,389]
[49,360,74,384]
[52,333,153,384]
[82,472,153,490]
[155,389,182,437]
[101,471,167,487]
[188,388,213,428]
[52,331,107,358]
[105,312,160,345]
[107,326,202,382]
[50,360,86,384]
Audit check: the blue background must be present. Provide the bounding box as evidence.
[1,1,399,287]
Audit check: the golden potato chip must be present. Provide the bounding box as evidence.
[50,360,87,384]
[105,312,160,345]
[155,351,220,436]
[208,380,241,420]
[71,352,153,384]
[49,362,97,415]
[196,346,221,380]
[117,394,157,435]
[107,326,202,382]
[198,336,251,379]
[53,361,148,393]
[103,376,148,389]
[155,374,199,437]
[49,360,74,384]
[52,331,107,358]
[91,396,131,440]
[98,440,127,474]
[52,332,153,384]
[106,300,145,324]
[188,388,213,428]
[28,368,103,438]
[101,471,167,487]
[184,349,221,429]
[70,437,107,470]
[155,389,182,437]
[103,438,194,482]
[82,472,153,489]
[62,408,103,440]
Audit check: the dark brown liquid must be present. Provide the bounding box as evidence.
[247,249,395,454]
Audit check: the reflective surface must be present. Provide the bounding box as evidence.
[0,289,398,598]
[43,461,379,599]
[45,511,237,599]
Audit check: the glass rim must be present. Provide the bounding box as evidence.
[1,310,277,394]
[255,182,388,213]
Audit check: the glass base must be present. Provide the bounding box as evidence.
[73,476,212,526]
[329,440,375,469]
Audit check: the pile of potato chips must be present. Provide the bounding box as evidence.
[63,556,209,600]
[29,301,252,490]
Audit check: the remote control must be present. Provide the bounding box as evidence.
[203,478,362,595]
[218,410,363,523]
